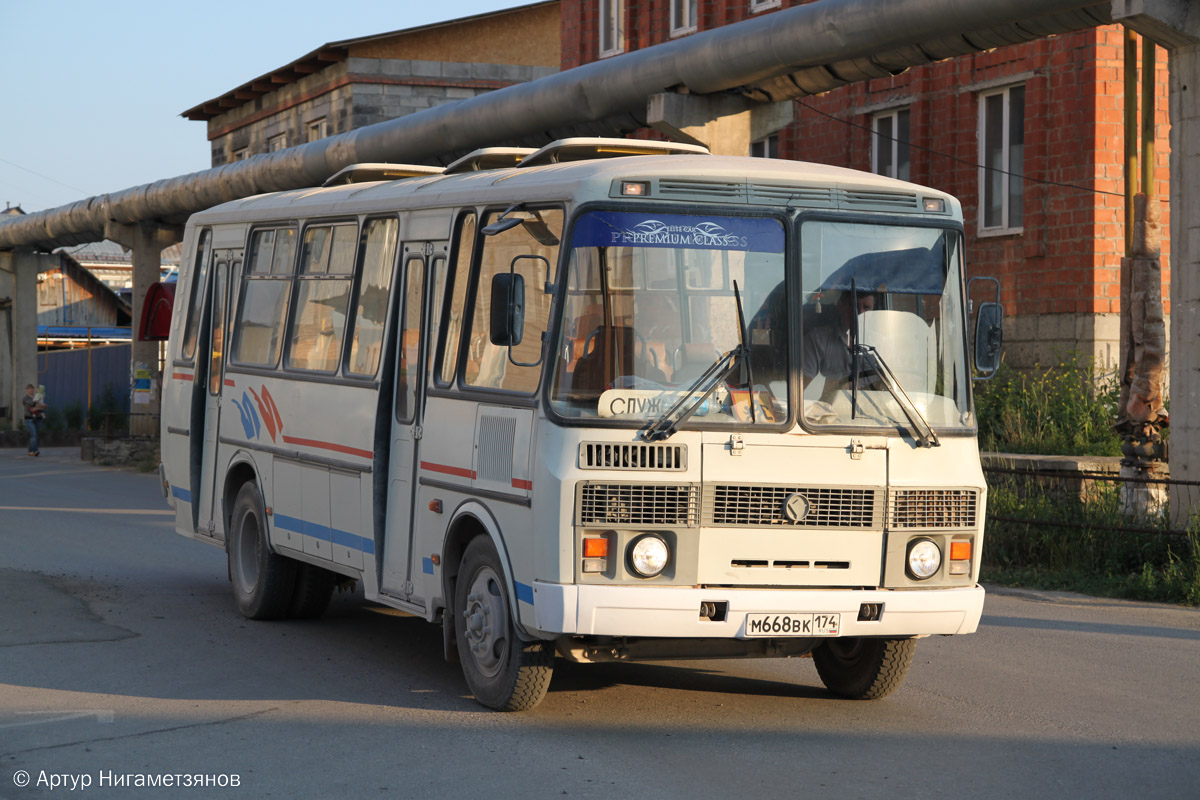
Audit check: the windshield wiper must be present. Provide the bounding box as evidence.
[642,282,753,442]
[851,344,940,448]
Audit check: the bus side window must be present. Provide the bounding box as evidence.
[287,223,356,373]
[464,208,563,393]
[180,228,212,362]
[231,226,296,367]
[436,213,477,386]
[347,217,398,377]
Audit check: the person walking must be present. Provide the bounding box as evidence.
[22,384,46,456]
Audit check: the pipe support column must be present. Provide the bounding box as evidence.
[104,222,183,438]
[647,93,794,156]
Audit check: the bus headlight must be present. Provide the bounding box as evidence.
[628,534,669,578]
[906,538,941,580]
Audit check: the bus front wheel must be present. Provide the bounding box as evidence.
[812,637,915,700]
[454,537,553,711]
[229,482,296,620]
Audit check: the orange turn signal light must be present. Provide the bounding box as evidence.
[583,538,609,558]
[949,541,972,561]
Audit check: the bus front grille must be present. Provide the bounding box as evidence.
[578,483,699,527]
[578,442,687,471]
[704,485,881,528]
[888,489,978,529]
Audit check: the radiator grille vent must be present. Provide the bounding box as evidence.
[705,485,881,528]
[579,442,687,471]
[658,179,743,199]
[578,483,699,527]
[888,489,978,529]
[477,415,516,483]
[842,189,920,210]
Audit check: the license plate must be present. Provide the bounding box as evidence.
[744,613,840,637]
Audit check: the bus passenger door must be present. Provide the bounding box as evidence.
[196,253,236,542]
[380,248,437,602]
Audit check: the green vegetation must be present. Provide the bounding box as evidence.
[982,473,1200,606]
[975,352,1196,605]
[975,354,1122,456]
[87,384,129,434]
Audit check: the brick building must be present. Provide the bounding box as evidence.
[562,0,1172,370]
[183,2,560,167]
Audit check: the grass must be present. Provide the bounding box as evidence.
[975,354,1122,456]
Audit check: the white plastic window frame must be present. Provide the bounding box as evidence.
[750,134,779,158]
[977,84,1025,237]
[267,133,287,152]
[871,107,911,181]
[671,0,698,36]
[599,0,625,57]
[750,0,781,11]
[306,118,328,143]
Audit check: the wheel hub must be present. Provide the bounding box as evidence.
[461,568,508,676]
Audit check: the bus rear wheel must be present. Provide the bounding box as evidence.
[229,482,296,620]
[454,537,553,711]
[812,637,915,699]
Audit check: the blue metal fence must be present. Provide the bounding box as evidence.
[36,344,132,414]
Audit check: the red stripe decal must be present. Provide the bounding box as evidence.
[224,379,235,387]
[512,478,533,490]
[420,461,476,480]
[281,435,373,460]
[171,372,194,381]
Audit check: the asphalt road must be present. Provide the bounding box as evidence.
[1,447,1198,799]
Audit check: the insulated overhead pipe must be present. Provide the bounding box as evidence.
[0,0,1109,251]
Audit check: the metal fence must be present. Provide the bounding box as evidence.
[982,464,1198,537]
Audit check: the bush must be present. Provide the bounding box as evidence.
[87,383,128,433]
[61,401,85,431]
[975,353,1122,456]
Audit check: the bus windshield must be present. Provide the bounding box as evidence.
[549,210,788,426]
[800,219,971,432]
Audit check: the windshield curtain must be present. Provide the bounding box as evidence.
[548,210,788,426]
[800,219,971,431]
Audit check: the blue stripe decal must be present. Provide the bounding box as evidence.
[171,485,192,503]
[514,581,534,605]
[422,557,435,575]
[273,513,375,555]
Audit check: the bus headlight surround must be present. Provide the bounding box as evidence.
[906,538,942,580]
[628,534,670,578]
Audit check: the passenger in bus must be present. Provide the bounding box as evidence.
[802,290,878,401]
[571,325,667,395]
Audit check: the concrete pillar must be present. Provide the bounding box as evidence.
[647,92,794,156]
[0,248,45,430]
[104,222,184,438]
[1112,0,1200,525]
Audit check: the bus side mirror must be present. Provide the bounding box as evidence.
[490,272,525,347]
[974,301,1003,378]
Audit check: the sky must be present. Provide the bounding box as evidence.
[2,1,533,214]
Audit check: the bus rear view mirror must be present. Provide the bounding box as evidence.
[490,272,525,347]
[974,302,1003,378]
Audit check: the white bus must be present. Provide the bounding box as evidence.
[160,138,997,711]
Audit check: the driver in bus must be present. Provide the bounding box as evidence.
[802,290,877,401]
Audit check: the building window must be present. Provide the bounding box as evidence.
[232,148,249,161]
[307,118,328,143]
[750,134,779,159]
[599,0,624,57]
[671,0,698,35]
[267,133,287,152]
[750,0,781,11]
[979,85,1025,233]
[872,108,910,181]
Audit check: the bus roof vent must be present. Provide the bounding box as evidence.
[658,179,744,201]
[444,147,538,174]
[519,138,710,168]
[322,163,444,187]
[748,183,836,208]
[840,189,920,212]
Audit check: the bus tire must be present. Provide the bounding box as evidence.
[229,482,296,620]
[812,637,915,700]
[454,536,553,711]
[289,563,335,619]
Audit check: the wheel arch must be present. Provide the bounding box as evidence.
[222,453,263,550]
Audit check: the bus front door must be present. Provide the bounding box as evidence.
[196,253,236,542]
[380,248,437,603]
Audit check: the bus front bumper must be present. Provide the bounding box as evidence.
[531,582,985,639]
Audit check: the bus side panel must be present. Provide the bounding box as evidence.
[162,226,201,538]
